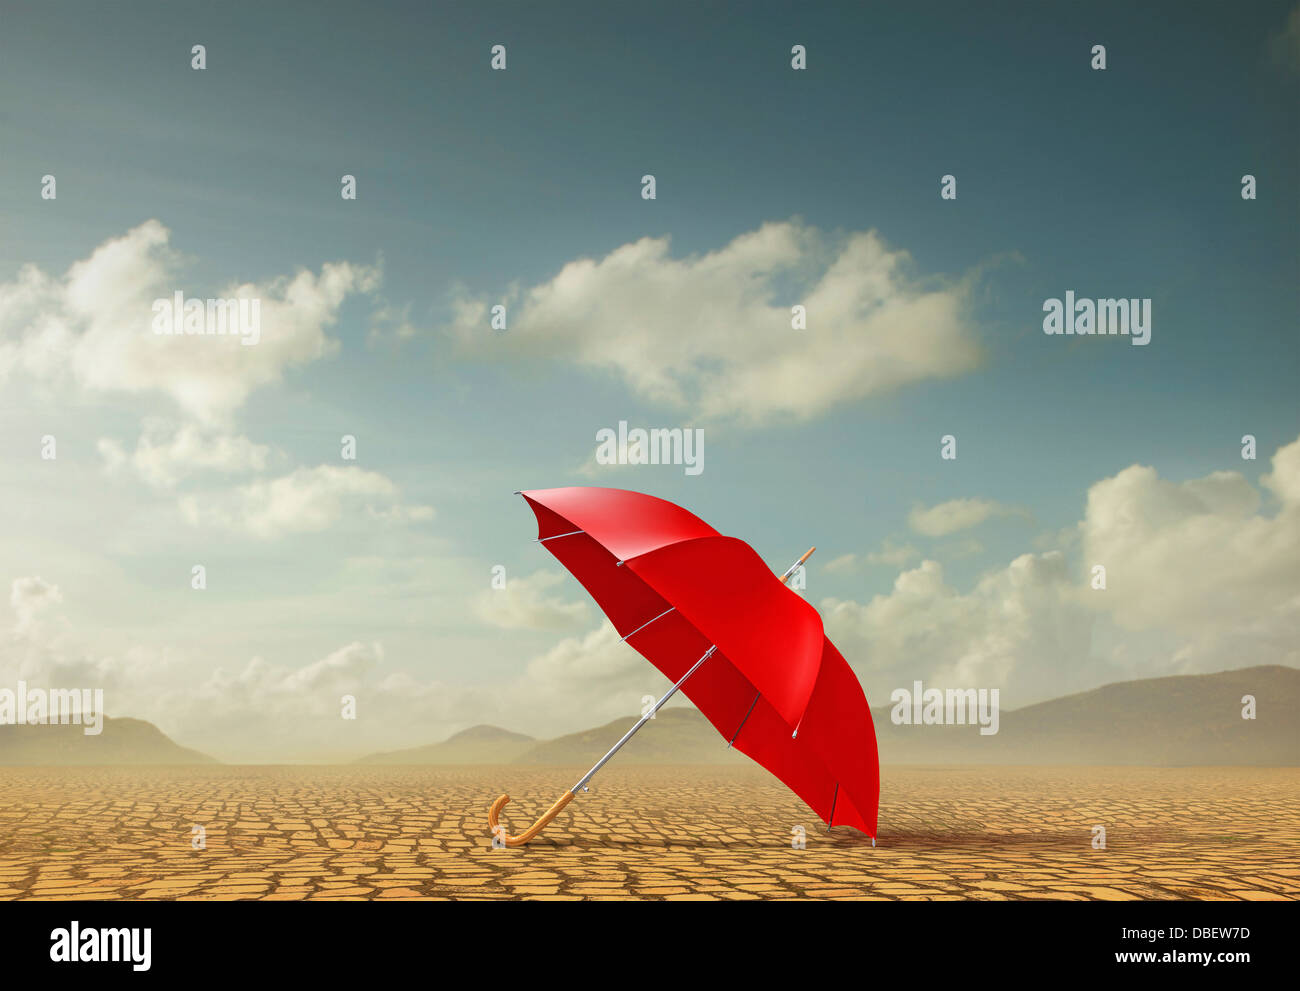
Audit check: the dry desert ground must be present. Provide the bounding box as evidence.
[0,764,1296,900]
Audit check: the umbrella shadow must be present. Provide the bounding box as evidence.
[506,822,1212,852]
[870,825,1200,850]
[521,836,774,851]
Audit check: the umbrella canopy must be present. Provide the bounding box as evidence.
[505,486,880,839]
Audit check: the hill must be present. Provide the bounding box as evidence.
[356,724,536,764]
[876,664,1300,765]
[0,716,217,765]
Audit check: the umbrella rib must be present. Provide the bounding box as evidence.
[535,529,585,543]
[727,691,761,749]
[616,606,676,645]
[829,782,839,827]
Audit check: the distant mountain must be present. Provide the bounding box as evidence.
[357,724,535,764]
[359,665,1299,767]
[874,664,1300,766]
[0,716,217,765]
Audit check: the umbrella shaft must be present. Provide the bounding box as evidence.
[571,644,717,794]
[780,546,816,583]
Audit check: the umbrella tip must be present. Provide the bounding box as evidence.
[872,836,876,848]
[512,490,522,495]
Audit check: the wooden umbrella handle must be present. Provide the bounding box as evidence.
[488,790,575,847]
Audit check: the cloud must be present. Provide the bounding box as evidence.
[505,621,677,727]
[178,465,433,538]
[10,577,63,638]
[475,569,590,631]
[98,421,271,489]
[822,552,1096,705]
[168,627,659,761]
[823,553,860,575]
[0,574,637,759]
[1079,436,1300,660]
[201,641,381,708]
[868,538,921,566]
[163,641,396,759]
[0,581,443,760]
[0,220,380,422]
[2,578,157,691]
[194,619,674,753]
[907,497,1022,536]
[824,539,921,575]
[367,301,421,343]
[450,220,981,424]
[0,579,417,759]
[823,433,1300,705]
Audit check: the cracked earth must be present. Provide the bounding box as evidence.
[0,764,1295,900]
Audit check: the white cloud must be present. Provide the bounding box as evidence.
[1080,435,1300,659]
[505,621,676,728]
[450,220,981,424]
[367,301,421,342]
[823,552,1096,705]
[823,434,1300,705]
[868,538,921,566]
[10,576,63,637]
[824,540,921,575]
[0,220,380,422]
[908,497,1021,536]
[475,569,590,631]
[161,641,396,760]
[0,573,627,760]
[201,641,381,707]
[179,465,433,538]
[1,578,161,693]
[0,581,443,761]
[823,552,860,575]
[98,421,271,489]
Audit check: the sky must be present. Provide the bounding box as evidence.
[0,0,1297,761]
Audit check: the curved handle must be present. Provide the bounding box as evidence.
[488,790,575,847]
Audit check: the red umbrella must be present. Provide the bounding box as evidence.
[487,486,880,846]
